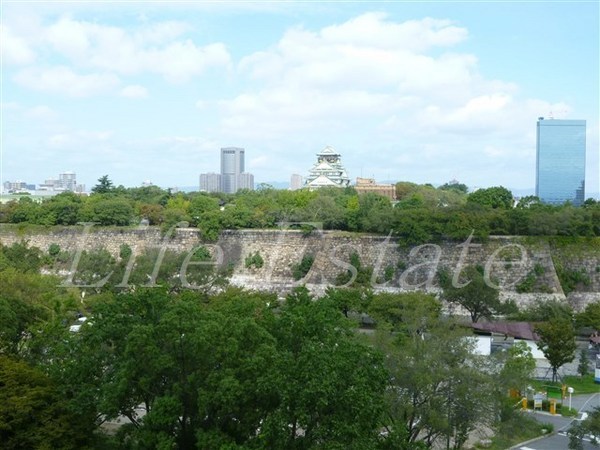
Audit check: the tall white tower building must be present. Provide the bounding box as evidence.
[220,147,245,194]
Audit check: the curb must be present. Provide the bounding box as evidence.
[509,431,555,449]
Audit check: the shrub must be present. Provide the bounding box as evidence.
[292,254,314,280]
[48,243,61,257]
[534,263,545,276]
[119,243,132,260]
[245,252,264,269]
[516,272,536,293]
[383,265,395,282]
[556,264,591,295]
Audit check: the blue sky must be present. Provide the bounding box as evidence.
[1,1,598,195]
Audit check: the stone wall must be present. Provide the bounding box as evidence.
[1,225,599,308]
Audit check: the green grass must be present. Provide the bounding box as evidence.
[475,413,553,449]
[561,406,578,417]
[530,374,600,395]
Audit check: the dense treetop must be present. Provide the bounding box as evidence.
[0,176,599,242]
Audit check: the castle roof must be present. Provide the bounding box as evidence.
[304,146,350,189]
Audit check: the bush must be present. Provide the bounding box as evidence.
[516,272,536,293]
[292,254,314,280]
[561,406,578,417]
[245,252,264,269]
[555,262,591,295]
[383,265,395,282]
[534,263,545,276]
[48,243,61,257]
[119,243,132,260]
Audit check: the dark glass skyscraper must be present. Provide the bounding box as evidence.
[535,118,586,206]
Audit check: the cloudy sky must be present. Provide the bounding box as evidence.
[1,1,599,195]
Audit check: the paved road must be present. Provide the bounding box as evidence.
[516,431,597,450]
[513,393,600,450]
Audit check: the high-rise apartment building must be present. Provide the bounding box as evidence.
[536,118,586,206]
[289,174,303,190]
[238,172,254,191]
[199,173,221,193]
[221,147,245,194]
[200,147,254,193]
[59,171,77,191]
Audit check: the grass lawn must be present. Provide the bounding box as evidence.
[530,374,600,395]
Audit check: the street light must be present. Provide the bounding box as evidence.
[567,386,574,410]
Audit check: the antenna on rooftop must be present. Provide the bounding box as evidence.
[549,110,554,119]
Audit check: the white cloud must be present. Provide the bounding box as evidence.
[120,85,148,99]
[320,13,468,52]
[14,66,120,97]
[47,130,113,148]
[43,16,231,82]
[1,24,36,65]
[26,105,57,120]
[225,14,481,139]
[223,13,576,152]
[1,102,22,111]
[211,12,583,188]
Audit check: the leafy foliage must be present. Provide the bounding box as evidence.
[576,301,600,330]
[335,251,373,287]
[244,251,264,269]
[467,186,514,209]
[91,175,114,195]
[0,248,577,449]
[1,180,599,240]
[0,356,99,449]
[440,266,509,322]
[555,262,591,295]
[535,317,577,381]
[291,253,314,280]
[374,310,496,450]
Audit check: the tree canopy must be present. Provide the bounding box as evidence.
[2,178,599,240]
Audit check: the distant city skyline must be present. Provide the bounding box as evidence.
[1,2,598,197]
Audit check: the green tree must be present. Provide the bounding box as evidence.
[0,355,97,449]
[47,287,388,448]
[497,341,536,392]
[188,194,220,226]
[510,298,573,322]
[568,406,600,449]
[516,195,543,209]
[91,175,114,194]
[577,349,589,377]
[467,186,514,209]
[261,287,388,449]
[375,316,495,449]
[440,266,505,323]
[576,301,600,330]
[535,317,577,382]
[439,181,469,194]
[567,421,586,450]
[48,289,278,448]
[43,191,83,225]
[324,286,373,318]
[5,196,44,224]
[0,241,45,273]
[0,269,78,355]
[367,291,441,335]
[92,198,135,226]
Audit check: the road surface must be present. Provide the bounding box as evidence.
[513,393,600,450]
